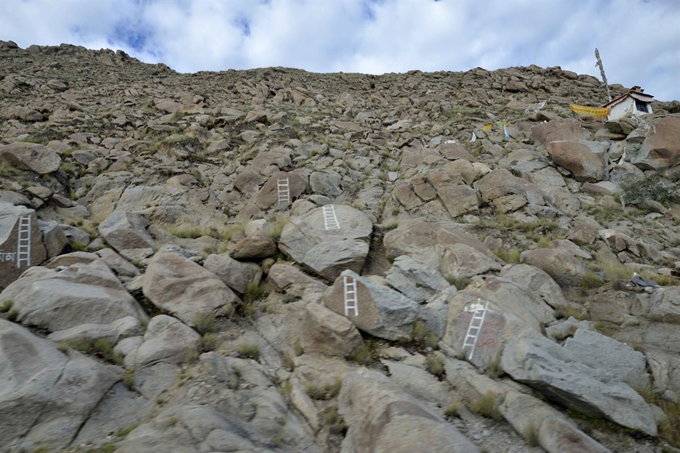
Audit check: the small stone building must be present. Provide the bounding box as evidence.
[605,86,654,121]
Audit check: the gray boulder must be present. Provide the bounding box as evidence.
[126,315,202,368]
[385,255,450,303]
[203,253,262,294]
[0,319,120,451]
[323,270,419,341]
[501,335,657,435]
[0,202,47,290]
[142,251,239,326]
[339,369,479,453]
[301,302,363,357]
[0,258,148,332]
[279,204,373,281]
[563,328,650,391]
[520,248,589,287]
[0,142,61,174]
[98,211,155,253]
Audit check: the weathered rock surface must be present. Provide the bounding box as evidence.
[0,202,47,290]
[142,251,239,326]
[501,335,657,435]
[0,256,147,332]
[98,210,155,252]
[279,204,372,280]
[339,369,479,453]
[323,270,419,341]
[0,319,120,451]
[0,142,61,174]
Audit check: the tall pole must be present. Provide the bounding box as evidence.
[595,48,612,102]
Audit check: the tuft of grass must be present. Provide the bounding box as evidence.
[194,314,219,335]
[243,282,267,304]
[485,352,503,378]
[620,174,670,207]
[123,369,135,391]
[409,321,439,348]
[306,376,342,400]
[323,405,347,435]
[6,308,19,322]
[349,339,377,365]
[523,422,540,447]
[268,215,288,240]
[495,248,521,264]
[444,401,461,419]
[201,333,219,352]
[425,353,445,378]
[116,423,139,438]
[236,342,260,361]
[0,299,14,313]
[446,276,471,290]
[554,305,588,321]
[470,392,503,421]
[581,272,605,289]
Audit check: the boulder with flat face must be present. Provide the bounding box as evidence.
[633,116,680,170]
[547,141,607,182]
[501,335,657,436]
[0,202,47,290]
[0,256,147,332]
[142,251,239,326]
[0,319,120,451]
[339,369,479,453]
[98,211,155,253]
[279,204,373,281]
[323,270,419,341]
[0,142,61,174]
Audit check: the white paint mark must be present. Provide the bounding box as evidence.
[323,204,340,230]
[462,299,488,361]
[277,177,290,208]
[343,275,358,317]
[16,215,31,268]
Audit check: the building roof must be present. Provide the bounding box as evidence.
[604,87,654,109]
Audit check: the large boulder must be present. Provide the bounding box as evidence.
[632,116,680,170]
[126,315,202,368]
[501,336,657,436]
[203,253,262,294]
[0,256,148,332]
[98,211,155,253]
[301,302,363,357]
[142,251,239,326]
[442,276,556,369]
[0,319,120,451]
[563,328,650,391]
[385,255,450,303]
[255,170,306,209]
[278,204,372,281]
[0,202,47,290]
[383,220,499,270]
[323,270,419,341]
[0,142,61,174]
[520,248,589,287]
[547,141,607,182]
[339,369,479,453]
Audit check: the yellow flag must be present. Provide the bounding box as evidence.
[569,104,610,118]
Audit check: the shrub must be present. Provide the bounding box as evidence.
[0,299,14,313]
[410,321,439,348]
[495,248,521,264]
[349,340,377,365]
[470,392,503,421]
[123,369,135,391]
[307,376,342,400]
[444,402,461,419]
[581,273,605,289]
[194,314,219,335]
[620,174,670,207]
[6,308,19,322]
[201,333,218,352]
[446,276,471,290]
[425,353,445,378]
[236,342,260,361]
[524,422,540,447]
[323,405,347,435]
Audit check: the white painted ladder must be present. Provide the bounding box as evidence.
[277,178,290,208]
[16,215,31,269]
[462,300,489,361]
[343,275,358,317]
[323,205,340,230]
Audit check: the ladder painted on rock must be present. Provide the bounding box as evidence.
[343,275,358,317]
[16,215,31,269]
[277,178,290,208]
[462,299,489,361]
[323,204,340,230]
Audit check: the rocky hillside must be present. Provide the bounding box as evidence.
[2,39,680,453]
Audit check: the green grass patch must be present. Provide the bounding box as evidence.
[306,376,342,400]
[236,342,260,361]
[470,392,503,421]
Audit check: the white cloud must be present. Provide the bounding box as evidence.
[0,0,678,100]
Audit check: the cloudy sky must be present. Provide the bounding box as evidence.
[1,0,679,101]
